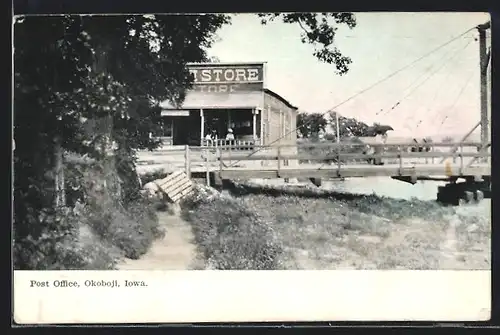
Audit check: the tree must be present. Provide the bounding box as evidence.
[258,13,357,75]
[297,112,328,138]
[13,13,357,268]
[13,14,230,268]
[207,56,221,62]
[442,135,454,143]
[327,112,370,139]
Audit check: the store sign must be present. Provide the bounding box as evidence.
[161,110,190,116]
[188,63,264,93]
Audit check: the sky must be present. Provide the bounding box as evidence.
[207,12,491,139]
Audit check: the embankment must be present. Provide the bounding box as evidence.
[180,179,490,270]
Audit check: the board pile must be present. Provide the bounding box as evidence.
[142,170,194,203]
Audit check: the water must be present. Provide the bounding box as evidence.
[322,177,447,201]
[323,177,490,213]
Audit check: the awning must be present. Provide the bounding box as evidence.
[159,91,264,110]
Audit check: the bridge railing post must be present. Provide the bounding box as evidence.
[184,145,191,179]
[277,145,281,177]
[218,147,222,172]
[337,143,341,175]
[459,143,464,175]
[205,147,211,186]
[398,146,403,174]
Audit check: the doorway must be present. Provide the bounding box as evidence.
[172,111,201,145]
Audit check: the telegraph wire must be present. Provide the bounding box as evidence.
[224,26,477,168]
[434,68,476,133]
[388,37,474,139]
[380,37,474,117]
[422,40,474,121]
[375,37,471,116]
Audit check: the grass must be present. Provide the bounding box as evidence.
[180,184,284,270]
[451,206,491,268]
[181,180,490,270]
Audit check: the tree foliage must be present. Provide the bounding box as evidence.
[258,13,357,75]
[328,113,371,138]
[297,111,381,140]
[297,112,328,138]
[13,14,230,268]
[442,136,454,143]
[13,13,358,269]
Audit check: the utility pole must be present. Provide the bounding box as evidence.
[477,21,490,162]
[334,111,340,144]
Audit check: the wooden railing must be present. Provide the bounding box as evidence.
[201,138,259,151]
[207,141,489,174]
[137,141,491,181]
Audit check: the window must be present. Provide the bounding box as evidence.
[280,110,285,137]
[284,111,291,140]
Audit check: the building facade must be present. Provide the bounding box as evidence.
[154,62,298,149]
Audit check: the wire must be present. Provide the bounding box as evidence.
[422,40,474,121]
[381,37,474,117]
[385,38,473,139]
[375,38,468,116]
[224,25,477,169]
[434,68,476,132]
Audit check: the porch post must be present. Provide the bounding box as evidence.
[259,109,263,145]
[200,109,204,145]
[252,108,257,140]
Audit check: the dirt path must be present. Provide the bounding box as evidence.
[118,211,197,270]
[439,217,461,269]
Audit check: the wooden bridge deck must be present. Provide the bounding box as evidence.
[136,141,491,181]
[217,163,490,180]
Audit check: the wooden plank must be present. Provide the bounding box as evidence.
[218,151,490,162]
[157,174,186,190]
[162,176,190,196]
[171,185,194,203]
[170,182,193,202]
[157,172,186,190]
[158,170,184,185]
[219,165,490,180]
[151,169,194,203]
[165,178,192,197]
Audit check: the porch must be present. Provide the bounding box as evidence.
[157,91,264,149]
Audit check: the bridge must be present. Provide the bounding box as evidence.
[136,140,491,206]
[137,21,491,207]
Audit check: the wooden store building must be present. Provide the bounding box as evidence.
[155,62,298,148]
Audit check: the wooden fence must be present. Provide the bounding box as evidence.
[136,141,488,174]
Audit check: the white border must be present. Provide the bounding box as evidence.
[14,270,491,324]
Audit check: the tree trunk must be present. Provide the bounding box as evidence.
[54,137,66,207]
[93,43,122,200]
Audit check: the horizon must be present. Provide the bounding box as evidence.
[207,12,491,138]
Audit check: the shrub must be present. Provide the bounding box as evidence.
[140,169,169,186]
[82,190,164,260]
[181,188,283,270]
[13,154,165,270]
[70,158,165,259]
[13,207,120,270]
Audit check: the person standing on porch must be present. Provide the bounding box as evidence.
[204,129,212,144]
[209,129,218,147]
[225,128,235,141]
